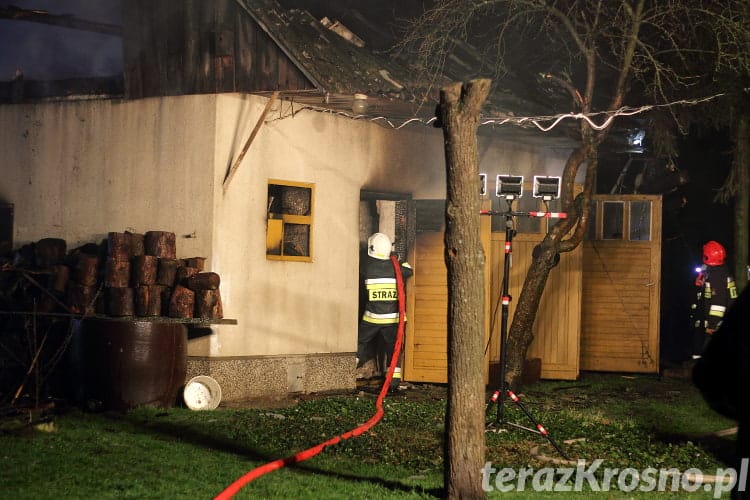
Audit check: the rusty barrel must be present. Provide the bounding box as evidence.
[71,319,187,411]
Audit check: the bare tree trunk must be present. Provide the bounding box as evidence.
[503,145,597,389]
[503,241,557,387]
[441,78,490,499]
[733,115,749,291]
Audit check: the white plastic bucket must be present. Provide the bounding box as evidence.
[183,375,222,410]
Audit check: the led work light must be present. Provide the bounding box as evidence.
[496,175,524,199]
[532,176,561,200]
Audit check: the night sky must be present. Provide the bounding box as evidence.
[0,0,121,81]
[661,129,734,363]
[677,131,735,259]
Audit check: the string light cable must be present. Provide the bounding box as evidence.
[265,88,748,132]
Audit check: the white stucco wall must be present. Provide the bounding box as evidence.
[0,96,215,257]
[477,132,573,186]
[348,118,574,201]
[0,93,574,365]
[203,94,448,358]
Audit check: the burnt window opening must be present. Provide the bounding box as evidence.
[266,180,314,261]
[360,192,413,263]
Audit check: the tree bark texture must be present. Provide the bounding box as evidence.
[175,266,199,286]
[169,285,195,318]
[128,232,145,257]
[145,231,176,259]
[74,254,100,286]
[105,258,130,288]
[106,287,134,317]
[184,257,206,271]
[441,78,490,500]
[131,255,158,287]
[66,283,97,315]
[195,289,223,319]
[733,115,749,291]
[135,284,165,316]
[503,146,595,389]
[503,241,557,388]
[49,264,70,293]
[34,238,66,268]
[185,272,220,291]
[157,258,180,286]
[107,232,132,260]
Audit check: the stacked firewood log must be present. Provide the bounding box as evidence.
[1,231,223,320]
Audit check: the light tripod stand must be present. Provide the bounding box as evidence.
[480,182,569,460]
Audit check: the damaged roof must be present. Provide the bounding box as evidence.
[238,0,557,129]
[239,0,414,96]
[0,0,570,142]
[236,0,432,121]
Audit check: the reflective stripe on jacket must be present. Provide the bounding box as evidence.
[691,264,738,331]
[361,256,412,324]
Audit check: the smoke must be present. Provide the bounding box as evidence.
[0,0,122,81]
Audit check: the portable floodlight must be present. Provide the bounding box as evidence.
[496,175,523,199]
[480,173,487,196]
[532,176,561,200]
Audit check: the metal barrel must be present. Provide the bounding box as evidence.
[71,318,187,411]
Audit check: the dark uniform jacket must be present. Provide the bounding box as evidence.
[690,264,738,332]
[361,256,413,325]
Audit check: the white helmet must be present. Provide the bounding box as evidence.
[367,232,392,260]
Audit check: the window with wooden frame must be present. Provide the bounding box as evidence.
[266,180,314,261]
[586,198,653,241]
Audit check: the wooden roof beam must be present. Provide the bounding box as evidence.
[223,91,279,194]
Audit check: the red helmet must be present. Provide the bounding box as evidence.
[702,240,726,266]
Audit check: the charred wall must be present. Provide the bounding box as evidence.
[122,0,314,99]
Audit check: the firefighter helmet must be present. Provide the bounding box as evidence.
[703,240,726,266]
[368,232,392,260]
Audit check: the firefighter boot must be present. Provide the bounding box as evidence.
[389,367,403,393]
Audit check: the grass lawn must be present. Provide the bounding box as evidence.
[0,372,740,499]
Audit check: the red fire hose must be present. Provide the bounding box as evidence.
[214,255,407,499]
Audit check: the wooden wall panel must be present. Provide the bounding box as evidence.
[406,194,661,383]
[487,233,582,381]
[404,201,491,384]
[123,0,313,99]
[405,200,576,383]
[580,195,662,374]
[405,231,448,383]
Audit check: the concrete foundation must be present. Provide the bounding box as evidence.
[185,352,356,402]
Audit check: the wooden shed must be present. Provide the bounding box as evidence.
[404,191,662,383]
[580,194,662,373]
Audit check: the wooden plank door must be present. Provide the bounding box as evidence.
[487,232,582,381]
[405,193,581,383]
[404,231,449,383]
[580,195,661,373]
[404,201,492,383]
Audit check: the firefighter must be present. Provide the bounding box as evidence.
[356,232,412,392]
[690,240,738,358]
